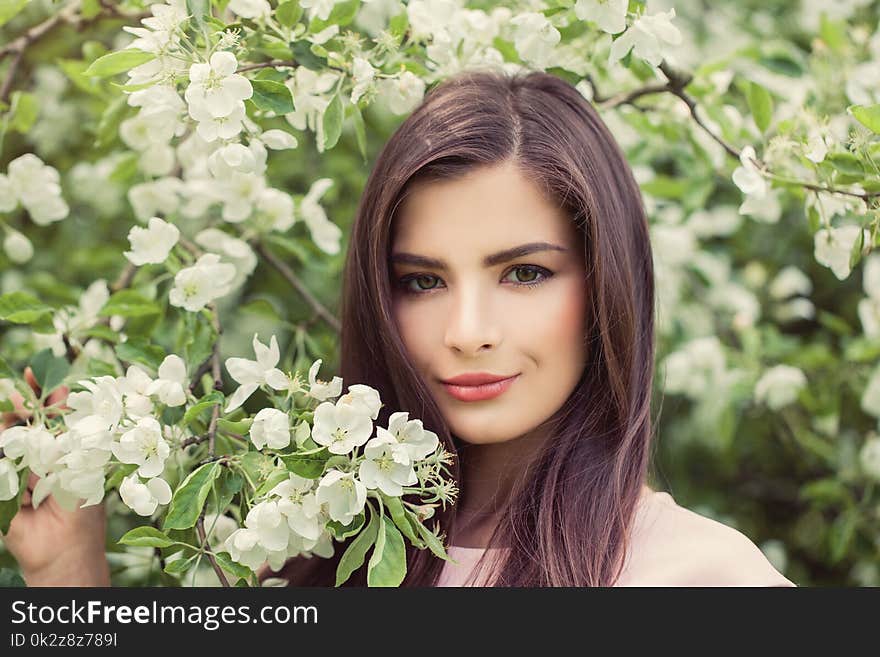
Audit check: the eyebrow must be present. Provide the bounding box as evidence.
[390,241,568,270]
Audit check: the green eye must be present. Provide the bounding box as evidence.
[397,265,553,296]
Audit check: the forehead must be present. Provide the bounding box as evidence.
[391,162,580,253]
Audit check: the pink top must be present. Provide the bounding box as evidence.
[436,490,797,587]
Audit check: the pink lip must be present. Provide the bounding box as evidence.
[441,374,520,402]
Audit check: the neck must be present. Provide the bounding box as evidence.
[451,423,551,546]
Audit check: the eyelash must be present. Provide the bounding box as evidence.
[396,265,555,296]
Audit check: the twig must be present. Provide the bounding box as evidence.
[252,240,341,333]
[595,61,880,203]
[196,513,230,587]
[236,60,297,73]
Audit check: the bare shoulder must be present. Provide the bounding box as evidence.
[617,491,797,587]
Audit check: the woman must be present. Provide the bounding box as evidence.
[1,69,795,587]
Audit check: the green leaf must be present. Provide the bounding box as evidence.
[351,102,367,162]
[416,521,451,561]
[321,92,343,152]
[253,469,292,498]
[335,504,379,586]
[389,11,408,39]
[0,466,28,535]
[187,0,210,32]
[164,554,197,575]
[99,290,161,318]
[829,508,859,564]
[211,470,243,515]
[0,354,15,379]
[212,551,254,580]
[183,391,225,425]
[0,568,26,586]
[250,79,295,114]
[217,417,253,434]
[29,349,70,397]
[0,292,53,325]
[308,0,360,31]
[0,0,28,27]
[163,462,222,530]
[280,448,330,479]
[115,338,166,372]
[367,516,407,587]
[84,49,156,77]
[327,511,365,540]
[290,40,325,70]
[382,494,420,545]
[849,104,880,134]
[119,526,177,548]
[8,91,38,133]
[240,298,282,321]
[276,1,303,27]
[181,312,217,373]
[82,324,121,344]
[746,81,773,133]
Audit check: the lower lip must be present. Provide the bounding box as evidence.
[441,375,519,402]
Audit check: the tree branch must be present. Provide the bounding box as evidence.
[196,513,230,587]
[252,240,341,333]
[594,61,880,203]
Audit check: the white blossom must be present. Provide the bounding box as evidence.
[269,474,323,541]
[250,408,292,450]
[228,0,271,19]
[609,8,682,67]
[260,129,298,150]
[119,473,172,516]
[224,333,290,413]
[380,411,440,461]
[299,0,342,21]
[358,433,417,496]
[169,253,237,312]
[380,71,426,115]
[574,0,628,34]
[350,57,376,104]
[0,457,18,501]
[813,225,869,280]
[732,146,767,200]
[861,363,880,418]
[306,358,343,402]
[859,434,880,480]
[193,227,257,290]
[185,52,253,119]
[336,384,382,420]
[124,216,180,266]
[111,416,171,478]
[754,365,807,410]
[315,469,367,523]
[145,355,188,407]
[4,153,69,225]
[311,397,373,455]
[509,12,561,69]
[768,266,813,300]
[256,188,296,232]
[4,230,33,264]
[299,178,342,255]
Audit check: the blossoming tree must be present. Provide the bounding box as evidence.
[0,0,879,586]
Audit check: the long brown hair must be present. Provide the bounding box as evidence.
[265,68,656,586]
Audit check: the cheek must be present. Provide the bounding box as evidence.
[524,276,588,366]
[392,300,436,372]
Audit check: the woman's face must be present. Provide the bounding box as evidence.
[390,160,589,446]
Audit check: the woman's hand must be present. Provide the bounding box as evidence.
[0,367,111,586]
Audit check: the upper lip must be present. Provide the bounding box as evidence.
[440,372,517,386]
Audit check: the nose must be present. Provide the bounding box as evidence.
[442,283,502,356]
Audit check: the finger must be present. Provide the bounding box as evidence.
[24,367,41,396]
[45,385,70,417]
